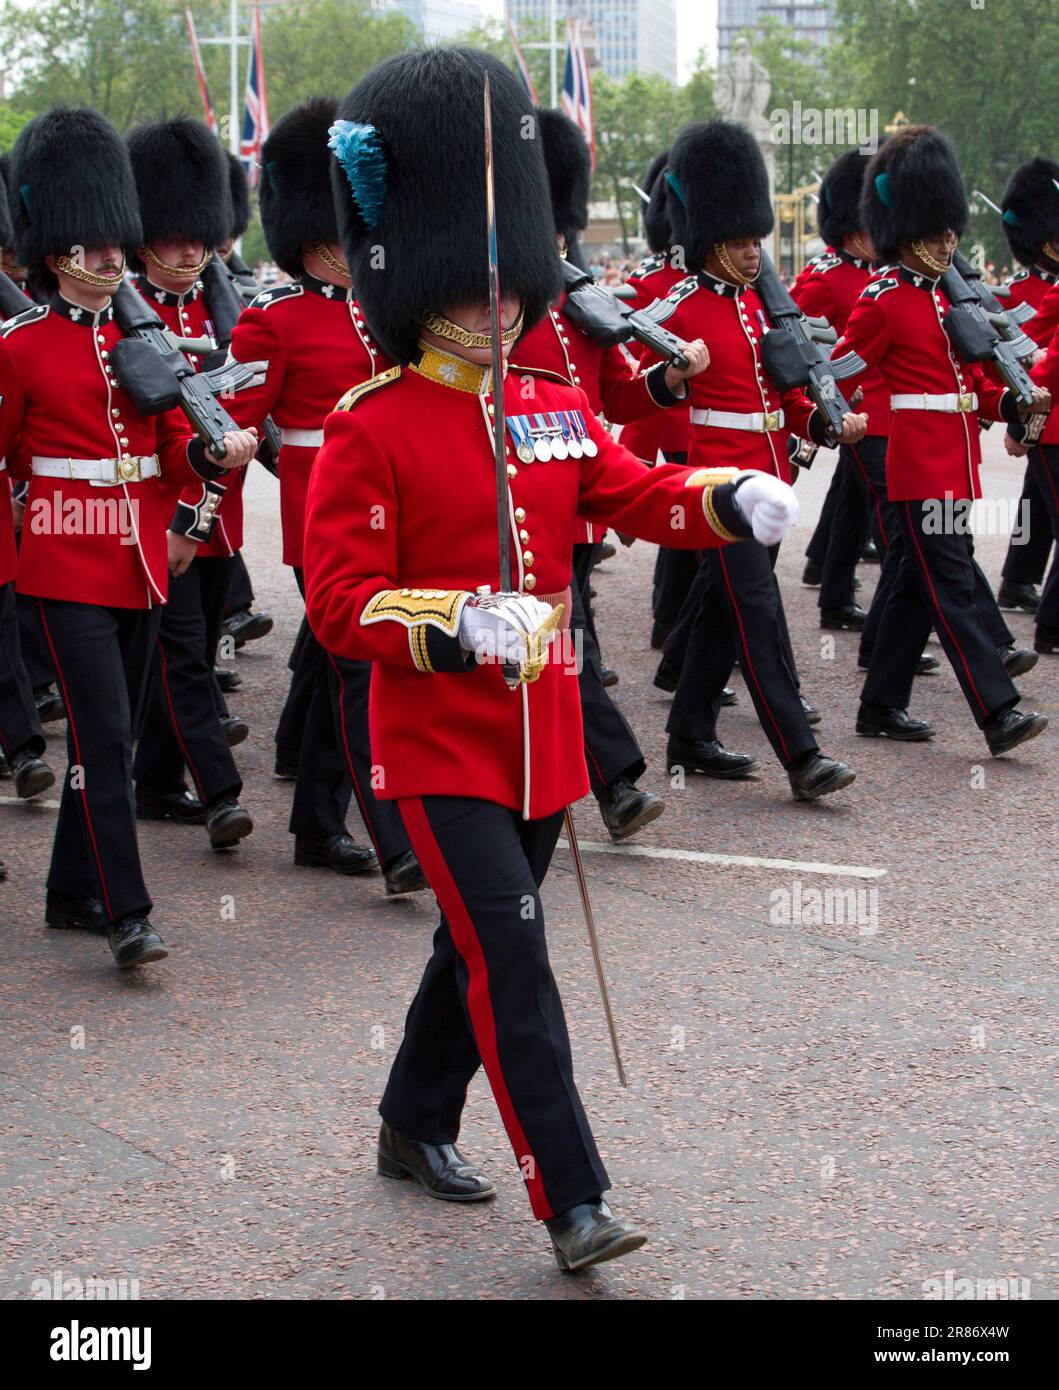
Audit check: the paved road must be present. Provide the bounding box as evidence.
[1,431,1055,1300]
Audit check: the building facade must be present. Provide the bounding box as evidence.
[506,0,677,84]
[718,0,834,67]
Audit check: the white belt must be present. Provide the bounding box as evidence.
[690,407,785,432]
[891,392,978,413]
[31,455,160,484]
[0,459,6,472]
[280,428,325,449]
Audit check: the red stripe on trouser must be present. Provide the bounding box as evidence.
[717,548,791,763]
[37,602,115,923]
[327,652,381,858]
[584,741,606,786]
[156,639,206,801]
[399,797,553,1220]
[849,443,889,547]
[902,502,988,717]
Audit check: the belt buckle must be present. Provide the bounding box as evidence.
[764,410,781,431]
[958,393,973,412]
[117,456,141,483]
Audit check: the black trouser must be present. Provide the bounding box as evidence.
[805,459,843,565]
[134,556,241,807]
[571,545,643,792]
[13,527,55,692]
[0,581,44,760]
[667,540,816,767]
[224,549,255,615]
[287,567,408,864]
[650,451,698,630]
[1028,445,1059,637]
[37,599,161,923]
[1001,460,1053,587]
[862,501,1019,725]
[381,795,609,1220]
[818,443,874,611]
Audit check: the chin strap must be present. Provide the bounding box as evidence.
[911,239,954,276]
[140,244,211,277]
[420,304,525,350]
[713,242,758,286]
[311,241,352,280]
[53,253,126,289]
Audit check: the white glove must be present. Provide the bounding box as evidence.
[732,471,800,545]
[458,593,555,668]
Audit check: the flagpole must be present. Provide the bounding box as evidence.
[229,0,239,155]
[550,0,557,107]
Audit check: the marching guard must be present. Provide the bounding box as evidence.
[0,107,257,967]
[840,126,1049,754]
[641,121,865,799]
[125,116,255,849]
[994,159,1059,614]
[303,46,799,1270]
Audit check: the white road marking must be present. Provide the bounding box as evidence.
[558,838,886,880]
[0,796,61,810]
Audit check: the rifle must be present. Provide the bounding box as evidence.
[110,280,263,461]
[0,270,32,320]
[754,251,866,439]
[200,252,281,476]
[940,250,1039,409]
[559,257,691,370]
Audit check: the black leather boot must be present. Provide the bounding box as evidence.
[545,1199,647,1272]
[376,1121,495,1202]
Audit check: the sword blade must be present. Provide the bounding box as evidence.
[483,73,511,595]
[564,808,629,1088]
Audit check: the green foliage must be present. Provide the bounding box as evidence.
[829,0,1059,266]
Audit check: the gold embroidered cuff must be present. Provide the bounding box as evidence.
[685,468,743,543]
[361,588,471,673]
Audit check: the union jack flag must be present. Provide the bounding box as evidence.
[560,18,594,173]
[507,18,538,105]
[240,6,269,188]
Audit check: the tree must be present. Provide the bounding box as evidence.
[828,0,1059,266]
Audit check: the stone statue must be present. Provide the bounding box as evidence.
[714,37,772,138]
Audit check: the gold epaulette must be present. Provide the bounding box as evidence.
[335,364,402,412]
[360,587,470,673]
[685,467,743,543]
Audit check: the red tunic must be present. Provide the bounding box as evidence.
[790,249,891,435]
[836,266,1010,501]
[1003,266,1059,445]
[0,297,203,607]
[621,252,692,461]
[639,272,822,484]
[225,275,385,567]
[303,357,749,820]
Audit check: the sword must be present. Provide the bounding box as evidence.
[481,74,628,1087]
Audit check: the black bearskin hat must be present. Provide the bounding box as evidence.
[860,125,968,264]
[642,149,670,252]
[666,120,774,270]
[330,46,561,365]
[226,152,251,241]
[9,107,143,292]
[259,98,341,279]
[1000,157,1059,268]
[536,106,590,243]
[818,149,869,249]
[0,164,12,252]
[127,116,230,267]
